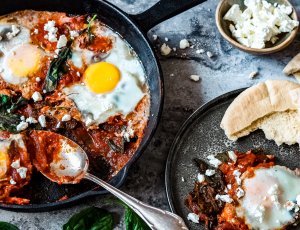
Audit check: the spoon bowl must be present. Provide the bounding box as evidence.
[34,131,188,230]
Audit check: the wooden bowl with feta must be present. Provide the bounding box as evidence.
[216,0,299,54]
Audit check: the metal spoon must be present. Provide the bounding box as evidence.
[35,131,188,230]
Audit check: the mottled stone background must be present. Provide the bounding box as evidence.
[1,0,300,229]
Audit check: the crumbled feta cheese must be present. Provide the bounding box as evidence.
[179,39,190,49]
[196,49,205,54]
[85,116,95,126]
[152,34,158,41]
[33,28,39,34]
[207,155,222,168]
[206,51,213,58]
[197,173,205,183]
[205,169,216,176]
[20,116,25,121]
[227,184,232,190]
[296,194,300,206]
[44,20,58,42]
[187,213,199,223]
[61,114,71,122]
[57,35,68,49]
[215,194,233,203]
[224,1,299,49]
[43,90,47,94]
[227,150,237,162]
[26,117,38,124]
[76,72,81,77]
[32,91,42,102]
[35,77,41,82]
[236,187,245,198]
[17,167,27,179]
[38,115,47,127]
[233,170,242,185]
[6,25,20,40]
[69,30,79,39]
[11,159,20,169]
[160,43,172,56]
[56,122,61,129]
[10,178,16,185]
[189,75,200,82]
[249,71,258,79]
[16,121,28,131]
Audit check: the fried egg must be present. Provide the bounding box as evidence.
[0,134,26,179]
[0,24,45,85]
[64,27,146,126]
[237,166,300,229]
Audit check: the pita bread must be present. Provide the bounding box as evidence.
[283,54,300,83]
[283,53,300,75]
[221,80,300,142]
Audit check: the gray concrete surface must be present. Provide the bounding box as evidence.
[1,0,300,229]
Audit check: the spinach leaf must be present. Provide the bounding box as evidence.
[87,14,97,43]
[106,199,150,230]
[63,207,113,230]
[0,94,29,133]
[44,46,72,93]
[0,222,19,230]
[124,206,150,230]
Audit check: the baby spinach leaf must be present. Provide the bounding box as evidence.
[63,207,113,230]
[0,222,19,230]
[124,206,150,230]
[44,46,72,93]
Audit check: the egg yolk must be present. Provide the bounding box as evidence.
[0,151,8,178]
[84,62,121,94]
[7,44,41,78]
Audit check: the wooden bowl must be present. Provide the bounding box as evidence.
[215,0,298,55]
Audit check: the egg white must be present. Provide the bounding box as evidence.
[65,26,146,126]
[237,166,300,229]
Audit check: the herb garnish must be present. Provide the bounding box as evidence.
[108,139,124,153]
[87,14,97,43]
[43,45,72,93]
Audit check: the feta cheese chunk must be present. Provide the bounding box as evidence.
[160,43,172,56]
[38,115,47,127]
[32,91,43,102]
[179,39,190,49]
[44,20,58,42]
[70,30,79,39]
[197,173,205,183]
[10,178,17,185]
[205,169,216,176]
[187,213,199,223]
[61,114,71,122]
[11,159,20,169]
[207,155,222,168]
[189,75,200,82]
[228,150,237,162]
[16,121,28,131]
[57,35,68,49]
[17,167,27,179]
[216,194,233,203]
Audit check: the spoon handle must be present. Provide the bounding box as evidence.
[85,173,188,230]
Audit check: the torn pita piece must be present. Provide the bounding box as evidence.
[283,53,300,83]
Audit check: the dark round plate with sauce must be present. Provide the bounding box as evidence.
[165,89,300,230]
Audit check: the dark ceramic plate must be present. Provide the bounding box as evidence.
[165,89,300,230]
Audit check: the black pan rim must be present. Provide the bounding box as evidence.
[0,0,164,212]
[165,88,245,214]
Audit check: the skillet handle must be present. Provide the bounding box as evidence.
[129,0,207,33]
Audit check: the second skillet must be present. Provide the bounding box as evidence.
[0,0,207,211]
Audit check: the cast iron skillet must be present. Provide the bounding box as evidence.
[0,0,207,212]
